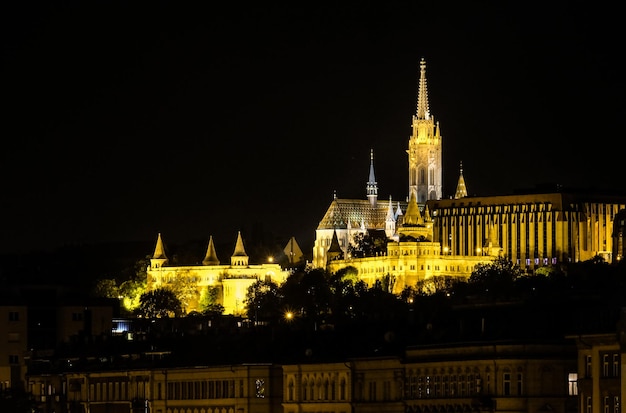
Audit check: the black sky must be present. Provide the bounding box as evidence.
[1,1,624,255]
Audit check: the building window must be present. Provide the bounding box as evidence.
[568,373,578,396]
[587,397,592,413]
[8,311,19,321]
[369,381,377,401]
[614,396,620,413]
[605,396,610,413]
[383,381,391,401]
[612,354,620,377]
[516,373,523,395]
[585,355,592,378]
[503,372,511,396]
[288,379,294,401]
[603,354,610,377]
[340,378,346,401]
[8,355,18,364]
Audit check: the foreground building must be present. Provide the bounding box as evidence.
[28,362,283,413]
[26,338,580,413]
[570,312,626,413]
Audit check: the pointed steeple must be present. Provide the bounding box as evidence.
[385,195,397,238]
[408,57,442,203]
[202,235,220,266]
[150,233,168,269]
[416,57,430,120]
[403,191,424,226]
[395,201,403,219]
[386,195,395,221]
[366,149,378,207]
[284,236,304,266]
[326,230,344,263]
[231,231,249,266]
[454,161,468,199]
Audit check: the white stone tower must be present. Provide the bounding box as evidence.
[407,58,442,203]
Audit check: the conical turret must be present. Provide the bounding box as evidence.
[202,235,220,265]
[326,230,344,263]
[283,236,304,266]
[454,161,468,199]
[231,231,249,266]
[403,191,423,226]
[150,233,168,269]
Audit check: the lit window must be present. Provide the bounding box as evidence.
[568,373,578,396]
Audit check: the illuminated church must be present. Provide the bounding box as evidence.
[146,58,626,312]
[313,58,626,293]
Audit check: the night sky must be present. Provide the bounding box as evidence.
[1,2,624,255]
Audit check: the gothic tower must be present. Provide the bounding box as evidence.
[407,58,442,203]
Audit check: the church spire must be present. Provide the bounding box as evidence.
[454,161,468,199]
[416,57,430,120]
[408,58,442,203]
[366,149,378,207]
[202,235,220,265]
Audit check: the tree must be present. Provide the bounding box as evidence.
[119,278,146,314]
[169,272,199,314]
[93,257,149,315]
[347,231,388,258]
[199,286,224,316]
[468,257,522,296]
[93,278,119,298]
[137,287,182,318]
[414,276,461,297]
[244,280,283,323]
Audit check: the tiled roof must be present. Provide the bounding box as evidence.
[317,199,408,230]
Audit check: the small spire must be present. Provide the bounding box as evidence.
[231,231,249,267]
[150,233,168,269]
[454,161,468,199]
[152,233,167,259]
[416,58,430,120]
[326,230,344,262]
[386,195,395,221]
[395,201,403,219]
[202,235,220,265]
[232,231,247,256]
[283,237,303,266]
[366,149,378,207]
